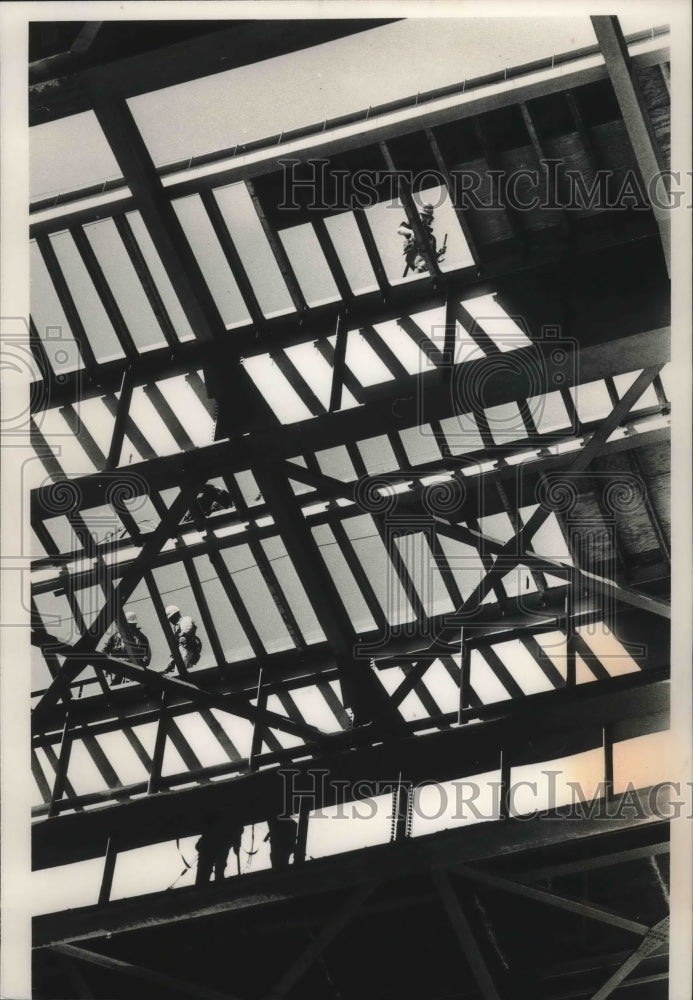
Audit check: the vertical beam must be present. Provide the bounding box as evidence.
[359,324,409,380]
[185,370,217,420]
[590,16,670,274]
[499,748,511,821]
[147,692,168,794]
[199,188,264,327]
[328,314,348,412]
[294,796,311,866]
[70,225,138,358]
[246,179,308,313]
[47,710,72,818]
[312,217,353,303]
[248,668,266,772]
[105,368,135,470]
[32,749,53,804]
[432,870,503,1000]
[35,234,99,375]
[458,631,471,723]
[271,349,326,416]
[456,301,501,356]
[253,461,400,728]
[603,725,614,805]
[223,473,306,650]
[391,777,413,841]
[396,315,445,365]
[316,335,366,406]
[102,391,155,462]
[353,207,391,294]
[112,212,179,349]
[97,837,118,906]
[59,404,107,470]
[82,77,225,342]
[565,589,577,686]
[143,382,196,452]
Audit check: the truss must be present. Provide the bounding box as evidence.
[27,15,672,1000]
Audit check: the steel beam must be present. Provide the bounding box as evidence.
[447,364,664,616]
[590,917,669,1000]
[433,870,503,1000]
[353,208,390,294]
[252,462,401,728]
[49,943,245,1000]
[246,180,307,312]
[81,76,226,343]
[454,863,649,936]
[261,883,377,1000]
[112,212,179,349]
[199,188,264,328]
[591,16,670,274]
[34,786,667,946]
[29,242,670,412]
[32,633,323,745]
[31,670,668,870]
[70,225,138,359]
[32,480,200,726]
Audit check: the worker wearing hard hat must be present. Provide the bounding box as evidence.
[397,202,445,274]
[102,610,151,685]
[164,605,202,677]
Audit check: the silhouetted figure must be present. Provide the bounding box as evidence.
[103,611,151,684]
[265,814,298,870]
[396,202,446,274]
[195,813,244,884]
[182,484,232,524]
[164,605,202,677]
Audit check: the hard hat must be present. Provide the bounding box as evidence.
[165,605,180,619]
[125,611,138,624]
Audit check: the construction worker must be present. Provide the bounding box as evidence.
[264,814,298,870]
[181,484,232,524]
[397,202,446,274]
[163,605,202,676]
[195,812,244,884]
[102,610,151,684]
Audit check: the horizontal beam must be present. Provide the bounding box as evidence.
[30,21,398,125]
[31,634,323,744]
[33,786,667,947]
[29,231,669,413]
[454,864,649,936]
[50,943,245,1000]
[432,520,671,620]
[30,325,669,519]
[32,669,669,870]
[32,594,670,739]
